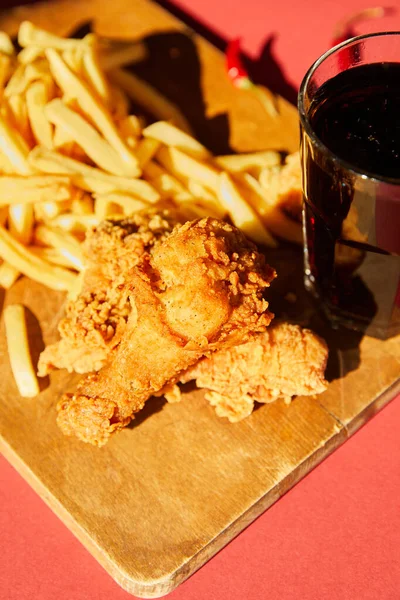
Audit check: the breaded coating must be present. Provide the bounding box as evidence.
[179,323,328,422]
[38,209,182,375]
[57,218,276,446]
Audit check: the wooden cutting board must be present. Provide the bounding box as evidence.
[0,0,399,597]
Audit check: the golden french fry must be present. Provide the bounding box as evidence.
[0,261,20,288]
[34,224,85,271]
[143,121,211,160]
[142,160,165,179]
[26,80,53,149]
[81,37,110,103]
[0,54,12,91]
[30,245,80,269]
[67,269,84,302]
[0,223,76,291]
[146,172,193,202]
[135,137,160,168]
[109,68,193,135]
[4,304,40,398]
[18,21,84,51]
[61,47,83,74]
[34,199,71,222]
[0,113,31,174]
[184,179,225,218]
[218,172,277,247]
[94,196,123,220]
[45,98,134,176]
[71,191,94,215]
[0,175,72,205]
[157,146,220,193]
[94,192,148,215]
[4,63,25,96]
[50,213,99,234]
[117,115,141,149]
[0,32,15,56]
[239,172,302,244]
[8,204,34,245]
[5,59,51,97]
[18,46,43,64]
[7,93,33,146]
[215,150,281,174]
[109,84,130,121]
[28,147,159,202]
[100,41,147,71]
[45,49,139,177]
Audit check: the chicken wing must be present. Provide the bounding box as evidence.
[57,217,276,446]
[179,323,328,422]
[38,208,183,375]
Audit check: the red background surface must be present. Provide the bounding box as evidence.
[1,1,400,599]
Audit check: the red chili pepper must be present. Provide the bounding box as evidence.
[225,38,253,90]
[332,7,396,69]
[225,37,278,116]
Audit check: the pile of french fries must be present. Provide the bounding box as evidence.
[0,22,303,397]
[0,21,302,294]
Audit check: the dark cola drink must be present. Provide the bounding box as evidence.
[301,62,400,339]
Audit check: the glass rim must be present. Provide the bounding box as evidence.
[298,31,400,186]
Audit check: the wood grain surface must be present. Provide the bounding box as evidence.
[0,0,399,597]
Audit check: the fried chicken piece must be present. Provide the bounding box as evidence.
[57,218,276,446]
[38,208,183,375]
[179,323,328,422]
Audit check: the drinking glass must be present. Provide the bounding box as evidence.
[298,32,400,339]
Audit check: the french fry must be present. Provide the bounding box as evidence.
[26,80,53,149]
[156,146,220,193]
[135,137,160,168]
[62,47,83,75]
[0,261,20,288]
[67,269,84,302]
[0,32,15,56]
[0,113,31,174]
[218,172,277,247]
[109,68,193,135]
[7,93,32,145]
[71,190,94,215]
[0,54,12,91]
[143,121,211,160]
[94,192,148,215]
[28,147,159,201]
[100,41,147,71]
[30,245,80,269]
[0,175,72,205]
[109,84,130,121]
[94,196,123,220]
[81,36,110,103]
[46,49,139,177]
[215,150,281,174]
[34,200,71,222]
[4,63,25,97]
[8,204,34,245]
[239,172,302,244]
[18,21,84,51]
[51,213,99,234]
[118,115,141,149]
[18,46,43,64]
[0,223,76,290]
[45,98,133,176]
[34,224,85,270]
[4,304,40,398]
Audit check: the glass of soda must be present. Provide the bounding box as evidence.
[298,32,400,339]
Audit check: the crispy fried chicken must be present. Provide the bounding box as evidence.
[179,323,328,422]
[57,218,276,446]
[38,208,183,375]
